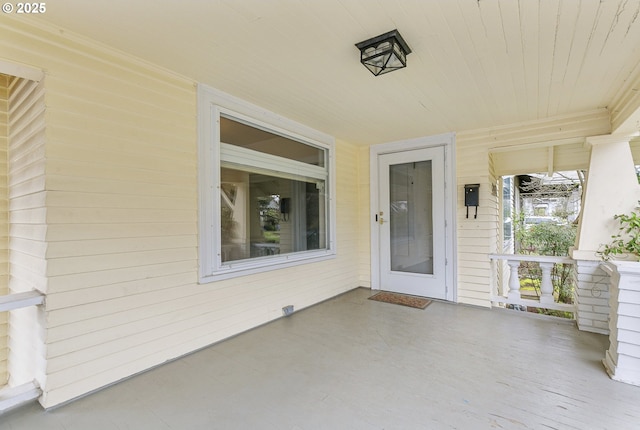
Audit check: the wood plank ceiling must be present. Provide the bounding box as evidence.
[24,0,640,145]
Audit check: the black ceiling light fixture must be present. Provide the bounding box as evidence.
[355,29,412,76]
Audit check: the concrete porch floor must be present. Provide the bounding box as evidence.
[1,287,639,429]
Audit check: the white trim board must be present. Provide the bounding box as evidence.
[0,59,43,82]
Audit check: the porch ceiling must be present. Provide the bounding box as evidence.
[31,0,640,145]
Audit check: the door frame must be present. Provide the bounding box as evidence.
[369,132,457,302]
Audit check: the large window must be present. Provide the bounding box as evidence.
[198,85,336,282]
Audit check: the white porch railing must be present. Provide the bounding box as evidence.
[0,291,44,414]
[489,254,575,312]
[0,291,45,312]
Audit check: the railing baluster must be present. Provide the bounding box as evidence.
[507,260,521,300]
[489,254,575,313]
[539,262,555,304]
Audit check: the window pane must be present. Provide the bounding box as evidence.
[221,116,325,167]
[221,167,326,263]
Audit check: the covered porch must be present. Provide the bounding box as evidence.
[1,0,640,418]
[2,288,638,429]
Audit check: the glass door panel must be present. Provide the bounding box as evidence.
[378,145,446,299]
[389,160,433,274]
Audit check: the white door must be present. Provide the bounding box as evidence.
[377,146,447,299]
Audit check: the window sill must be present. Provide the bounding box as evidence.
[199,250,336,283]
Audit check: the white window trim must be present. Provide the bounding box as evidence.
[197,84,336,283]
[220,143,327,182]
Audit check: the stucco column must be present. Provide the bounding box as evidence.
[573,135,640,260]
[571,134,640,334]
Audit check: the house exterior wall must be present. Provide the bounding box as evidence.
[574,260,611,334]
[452,140,498,307]
[492,141,591,177]
[0,18,360,408]
[0,74,8,385]
[357,145,371,288]
[455,109,611,307]
[6,75,47,389]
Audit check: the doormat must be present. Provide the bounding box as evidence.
[368,291,432,309]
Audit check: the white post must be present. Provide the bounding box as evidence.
[572,135,640,261]
[539,262,555,304]
[570,134,640,337]
[507,260,521,300]
[602,261,640,387]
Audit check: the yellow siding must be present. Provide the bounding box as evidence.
[0,73,8,385]
[6,74,47,388]
[629,137,640,163]
[492,142,591,177]
[7,76,47,291]
[356,145,370,288]
[455,110,611,307]
[335,141,361,278]
[1,16,361,407]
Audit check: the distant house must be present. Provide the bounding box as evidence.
[511,173,583,225]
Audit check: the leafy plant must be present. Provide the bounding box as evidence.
[598,205,640,261]
[521,222,576,257]
[514,213,576,304]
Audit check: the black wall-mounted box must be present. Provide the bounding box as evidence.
[464,184,480,207]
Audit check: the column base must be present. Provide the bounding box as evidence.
[603,351,640,387]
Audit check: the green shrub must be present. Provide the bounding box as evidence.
[514,213,576,304]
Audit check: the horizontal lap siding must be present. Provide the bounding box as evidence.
[1,17,360,407]
[335,141,361,289]
[493,142,591,177]
[456,110,611,307]
[7,74,47,388]
[357,145,370,288]
[0,74,7,385]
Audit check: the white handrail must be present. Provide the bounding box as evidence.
[0,291,45,312]
[0,291,45,414]
[0,382,41,415]
[489,253,574,264]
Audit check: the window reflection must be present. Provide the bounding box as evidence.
[220,167,325,263]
